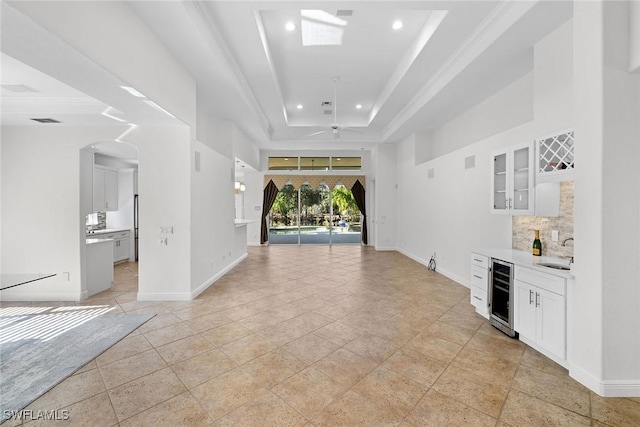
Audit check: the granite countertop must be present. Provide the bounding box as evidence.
[473,248,574,279]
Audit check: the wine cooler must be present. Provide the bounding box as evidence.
[489,258,518,338]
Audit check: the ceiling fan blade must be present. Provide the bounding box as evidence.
[308,130,327,136]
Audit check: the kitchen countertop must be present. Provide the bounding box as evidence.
[234,220,254,227]
[86,228,131,236]
[86,238,114,245]
[473,248,574,279]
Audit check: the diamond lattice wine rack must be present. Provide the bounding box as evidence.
[537,130,574,182]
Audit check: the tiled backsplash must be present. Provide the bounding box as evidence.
[512,181,574,259]
[86,211,107,233]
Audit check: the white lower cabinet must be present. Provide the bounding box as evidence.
[87,230,130,264]
[514,265,567,366]
[470,253,489,318]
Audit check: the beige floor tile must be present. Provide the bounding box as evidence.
[313,321,363,346]
[190,367,267,420]
[432,365,509,418]
[108,367,187,422]
[200,321,253,347]
[315,390,402,427]
[351,366,427,418]
[26,368,106,413]
[500,389,591,426]
[119,391,213,427]
[170,349,237,389]
[405,389,497,427]
[403,332,463,364]
[313,348,378,388]
[283,333,339,365]
[383,348,447,387]
[449,346,519,385]
[99,348,167,390]
[13,247,625,426]
[343,334,400,363]
[218,333,277,365]
[241,348,307,388]
[23,392,117,427]
[272,367,347,420]
[142,322,197,347]
[591,393,640,427]
[215,392,307,427]
[155,334,215,365]
[95,334,153,366]
[422,320,476,346]
[513,364,590,416]
[520,345,569,377]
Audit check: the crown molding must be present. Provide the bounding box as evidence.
[383,0,539,140]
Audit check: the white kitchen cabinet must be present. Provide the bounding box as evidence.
[514,265,567,366]
[491,142,534,215]
[93,167,118,212]
[87,230,130,263]
[536,130,575,183]
[469,253,489,318]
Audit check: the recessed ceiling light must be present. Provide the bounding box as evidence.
[356,104,362,109]
[284,158,289,161]
[392,20,403,30]
[285,21,296,32]
[296,104,303,110]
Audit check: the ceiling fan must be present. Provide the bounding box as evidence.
[308,77,359,139]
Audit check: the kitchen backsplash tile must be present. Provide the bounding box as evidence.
[512,181,574,259]
[86,211,107,233]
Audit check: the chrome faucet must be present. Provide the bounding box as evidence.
[561,237,574,247]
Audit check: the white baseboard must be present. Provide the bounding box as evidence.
[570,364,640,397]
[190,253,248,300]
[374,246,397,251]
[397,248,470,288]
[137,253,248,301]
[0,291,86,302]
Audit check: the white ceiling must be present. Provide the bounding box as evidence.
[1,1,573,152]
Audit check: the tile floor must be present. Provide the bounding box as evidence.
[3,245,640,426]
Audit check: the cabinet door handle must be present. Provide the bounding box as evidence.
[473,275,482,279]
[473,296,482,301]
[535,292,540,308]
[529,290,533,304]
[473,258,483,263]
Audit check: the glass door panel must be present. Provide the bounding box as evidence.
[331,185,361,244]
[300,184,331,244]
[268,184,299,244]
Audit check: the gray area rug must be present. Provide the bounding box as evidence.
[0,308,154,421]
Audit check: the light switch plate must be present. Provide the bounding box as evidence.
[551,230,559,242]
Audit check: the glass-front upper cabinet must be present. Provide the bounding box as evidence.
[536,130,575,183]
[491,142,534,215]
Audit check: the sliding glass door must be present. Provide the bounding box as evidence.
[268,183,361,245]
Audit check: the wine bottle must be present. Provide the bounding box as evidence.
[532,230,542,256]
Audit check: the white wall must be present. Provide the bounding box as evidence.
[630,0,640,72]
[190,138,242,298]
[373,143,398,250]
[573,0,640,395]
[392,18,575,287]
[128,126,193,300]
[1,125,124,300]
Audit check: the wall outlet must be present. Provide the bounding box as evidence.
[551,230,559,242]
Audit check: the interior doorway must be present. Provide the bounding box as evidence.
[81,140,140,300]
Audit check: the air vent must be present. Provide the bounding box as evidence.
[324,110,333,115]
[321,101,332,106]
[336,10,353,16]
[2,84,39,93]
[30,118,61,124]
